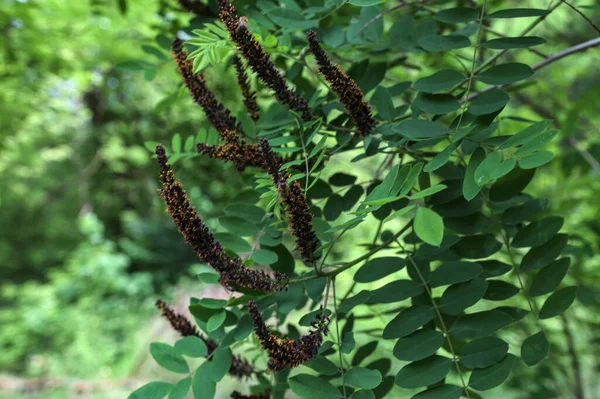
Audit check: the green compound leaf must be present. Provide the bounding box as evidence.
[521,234,568,272]
[211,348,232,382]
[351,390,375,399]
[367,279,424,304]
[436,7,479,23]
[218,216,260,236]
[468,354,517,391]
[489,167,535,202]
[499,120,553,149]
[168,377,191,399]
[354,257,407,283]
[414,207,444,246]
[213,232,251,253]
[413,93,461,115]
[206,310,226,332]
[128,382,173,399]
[392,119,449,139]
[395,355,453,389]
[306,355,339,376]
[468,89,509,115]
[424,141,459,172]
[529,258,571,297]
[481,36,546,49]
[339,290,373,313]
[474,151,501,186]
[393,329,444,362]
[193,362,216,399]
[372,86,395,120]
[349,0,383,6]
[150,343,189,373]
[463,147,486,200]
[345,367,383,389]
[476,63,534,85]
[414,70,466,93]
[174,336,208,358]
[539,286,578,319]
[383,305,434,339]
[518,151,554,169]
[450,310,514,340]
[430,261,483,287]
[460,337,509,369]
[250,249,279,265]
[511,216,563,248]
[521,331,550,366]
[487,8,550,19]
[483,280,520,301]
[289,374,343,398]
[440,278,489,315]
[411,384,462,399]
[418,35,471,52]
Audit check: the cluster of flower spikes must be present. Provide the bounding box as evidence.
[156,299,254,378]
[259,138,319,265]
[233,55,260,121]
[171,38,263,171]
[216,0,312,121]
[230,390,270,399]
[306,30,376,137]
[155,144,289,293]
[197,129,265,172]
[247,300,329,372]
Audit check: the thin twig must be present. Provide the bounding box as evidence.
[462,37,600,103]
[560,0,600,34]
[560,313,586,399]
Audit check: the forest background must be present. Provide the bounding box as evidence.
[0,0,599,398]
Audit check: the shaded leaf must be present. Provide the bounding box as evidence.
[450,310,514,340]
[481,36,546,49]
[512,216,563,248]
[476,63,534,85]
[393,329,444,361]
[469,354,517,391]
[383,305,434,339]
[521,331,549,366]
[150,343,189,373]
[529,258,571,297]
[414,70,466,93]
[539,286,578,319]
[354,257,407,283]
[468,89,509,115]
[346,367,383,389]
[128,382,173,399]
[395,356,452,389]
[460,337,509,369]
[289,374,342,398]
[419,35,471,52]
[430,261,483,287]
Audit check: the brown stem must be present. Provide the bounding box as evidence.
[560,313,586,399]
[560,0,600,34]
[463,37,600,103]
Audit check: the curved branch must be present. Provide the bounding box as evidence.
[462,37,600,103]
